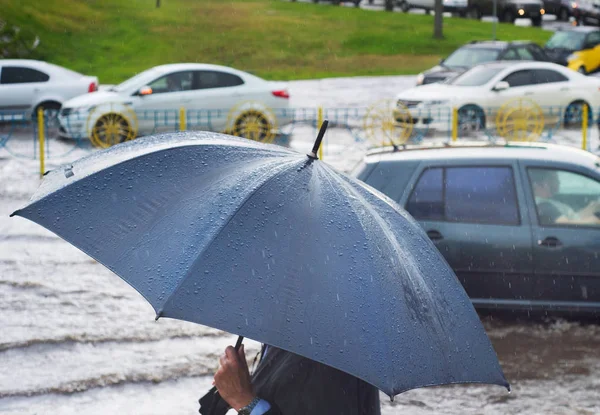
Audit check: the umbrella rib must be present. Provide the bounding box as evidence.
[157,157,302,318]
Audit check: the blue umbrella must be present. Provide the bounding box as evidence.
[11,124,508,397]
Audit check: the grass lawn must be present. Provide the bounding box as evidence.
[0,0,552,83]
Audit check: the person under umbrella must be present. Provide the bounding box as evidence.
[201,342,380,415]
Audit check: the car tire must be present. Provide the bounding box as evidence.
[233,111,273,142]
[531,16,543,27]
[578,66,587,75]
[466,6,481,19]
[33,101,61,127]
[502,9,516,23]
[563,100,592,127]
[91,113,133,148]
[425,8,431,14]
[558,7,570,21]
[458,104,486,134]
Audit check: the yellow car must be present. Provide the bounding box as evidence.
[544,27,600,74]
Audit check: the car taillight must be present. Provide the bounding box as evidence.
[272,90,290,99]
[88,82,97,93]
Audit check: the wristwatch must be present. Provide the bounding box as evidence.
[238,397,261,415]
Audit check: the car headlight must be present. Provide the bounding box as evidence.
[567,53,579,61]
[72,105,96,115]
[416,73,425,85]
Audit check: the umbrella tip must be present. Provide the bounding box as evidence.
[308,120,329,159]
[155,310,163,321]
[9,209,20,218]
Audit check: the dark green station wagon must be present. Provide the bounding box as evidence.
[354,142,600,315]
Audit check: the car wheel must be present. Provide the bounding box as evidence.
[531,16,543,27]
[233,111,273,143]
[578,66,587,75]
[466,7,481,19]
[502,9,516,23]
[425,8,431,14]
[458,105,486,134]
[564,100,592,127]
[91,113,134,148]
[559,7,569,21]
[33,102,61,127]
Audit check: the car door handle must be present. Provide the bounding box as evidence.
[538,237,562,248]
[426,230,444,241]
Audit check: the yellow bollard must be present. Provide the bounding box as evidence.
[37,107,45,178]
[451,107,458,142]
[582,104,588,150]
[317,106,324,159]
[179,107,186,131]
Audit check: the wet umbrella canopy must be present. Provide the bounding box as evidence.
[11,129,508,397]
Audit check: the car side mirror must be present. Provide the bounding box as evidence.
[493,81,510,92]
[138,86,153,96]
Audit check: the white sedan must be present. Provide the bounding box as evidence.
[394,61,600,134]
[58,63,292,145]
[0,59,98,119]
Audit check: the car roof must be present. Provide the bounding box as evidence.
[557,26,600,33]
[461,40,533,49]
[364,141,600,170]
[150,63,257,79]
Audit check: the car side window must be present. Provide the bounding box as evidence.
[406,168,444,221]
[406,166,520,225]
[500,49,519,60]
[515,47,534,60]
[585,32,600,48]
[501,70,533,87]
[527,168,600,227]
[195,71,244,90]
[445,167,520,225]
[531,69,568,84]
[0,66,50,84]
[527,44,548,61]
[147,71,194,94]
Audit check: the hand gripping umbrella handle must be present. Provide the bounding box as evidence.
[204,336,244,415]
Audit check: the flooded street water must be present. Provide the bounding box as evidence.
[1,75,599,414]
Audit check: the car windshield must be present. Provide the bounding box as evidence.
[447,65,505,86]
[545,31,586,50]
[112,68,162,92]
[443,47,501,69]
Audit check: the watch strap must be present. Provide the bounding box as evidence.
[238,397,261,415]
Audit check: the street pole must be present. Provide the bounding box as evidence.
[434,0,444,39]
[492,0,497,40]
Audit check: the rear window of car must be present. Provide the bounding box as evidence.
[0,66,50,84]
[195,71,244,89]
[406,166,520,225]
[443,47,500,68]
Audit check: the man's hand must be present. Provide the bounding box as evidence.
[213,344,256,411]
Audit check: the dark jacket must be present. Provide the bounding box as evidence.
[200,345,381,415]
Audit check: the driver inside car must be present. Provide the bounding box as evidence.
[530,169,600,226]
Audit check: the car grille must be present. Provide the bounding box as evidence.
[60,108,73,117]
[397,100,420,108]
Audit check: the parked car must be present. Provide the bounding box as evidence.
[542,0,581,20]
[545,27,600,74]
[397,0,468,15]
[311,0,362,5]
[354,142,600,315]
[397,61,600,134]
[465,0,545,26]
[572,0,600,25]
[0,59,98,119]
[58,63,292,144]
[416,41,550,86]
